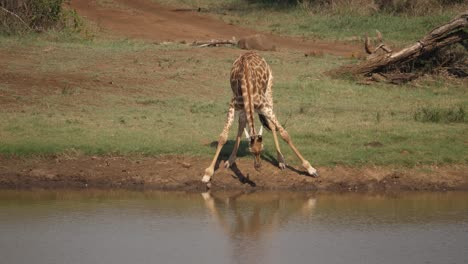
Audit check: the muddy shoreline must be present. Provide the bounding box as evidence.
[1,156,467,192]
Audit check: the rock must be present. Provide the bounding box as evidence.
[237,34,276,51]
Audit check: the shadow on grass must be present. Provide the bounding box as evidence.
[210,140,250,159]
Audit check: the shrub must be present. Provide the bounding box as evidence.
[414,106,466,123]
[1,0,64,34]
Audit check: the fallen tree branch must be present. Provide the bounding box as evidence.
[333,11,468,78]
[374,43,392,54]
[192,39,237,47]
[171,7,203,12]
[0,6,31,31]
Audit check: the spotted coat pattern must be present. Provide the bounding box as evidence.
[230,51,273,136]
[201,52,318,183]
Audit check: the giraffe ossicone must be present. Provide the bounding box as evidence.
[243,128,250,139]
[244,126,263,139]
[202,52,318,184]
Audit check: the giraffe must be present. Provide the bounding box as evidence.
[202,51,318,183]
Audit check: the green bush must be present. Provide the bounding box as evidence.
[1,0,64,34]
[30,0,63,29]
[414,106,466,123]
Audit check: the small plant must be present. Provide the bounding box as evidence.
[446,107,466,123]
[136,99,166,106]
[190,102,216,114]
[65,119,80,124]
[61,86,79,95]
[58,8,85,34]
[414,106,466,123]
[298,101,312,114]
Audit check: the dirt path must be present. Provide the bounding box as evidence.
[1,156,467,191]
[70,0,361,56]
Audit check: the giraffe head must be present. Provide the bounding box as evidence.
[244,126,264,170]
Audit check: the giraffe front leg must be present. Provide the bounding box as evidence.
[280,128,318,177]
[202,102,236,183]
[262,110,319,177]
[277,150,286,170]
[225,113,246,169]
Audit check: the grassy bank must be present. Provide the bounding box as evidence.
[1,34,466,167]
[154,0,465,44]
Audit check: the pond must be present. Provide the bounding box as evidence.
[1,190,467,264]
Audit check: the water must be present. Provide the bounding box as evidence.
[1,190,467,264]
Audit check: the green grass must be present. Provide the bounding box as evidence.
[223,9,455,43]
[0,34,466,166]
[414,106,466,123]
[153,0,462,44]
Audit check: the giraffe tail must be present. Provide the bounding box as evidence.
[258,113,277,131]
[240,56,256,135]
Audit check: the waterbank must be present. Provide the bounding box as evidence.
[1,156,466,192]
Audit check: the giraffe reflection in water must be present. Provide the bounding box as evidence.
[201,191,317,263]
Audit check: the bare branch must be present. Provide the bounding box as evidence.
[0,6,31,31]
[192,39,237,47]
[364,33,373,54]
[374,43,392,54]
[376,30,382,42]
[365,30,391,55]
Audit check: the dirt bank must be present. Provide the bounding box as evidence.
[70,0,361,56]
[1,156,467,191]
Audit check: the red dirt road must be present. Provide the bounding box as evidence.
[71,0,252,41]
[70,0,361,56]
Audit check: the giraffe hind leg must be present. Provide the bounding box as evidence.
[225,112,246,169]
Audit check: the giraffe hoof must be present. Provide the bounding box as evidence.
[202,174,211,183]
[279,162,286,170]
[307,167,319,177]
[224,160,232,169]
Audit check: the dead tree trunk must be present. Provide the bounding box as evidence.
[334,11,468,79]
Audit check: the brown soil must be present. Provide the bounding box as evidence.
[1,156,467,191]
[70,0,362,56]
